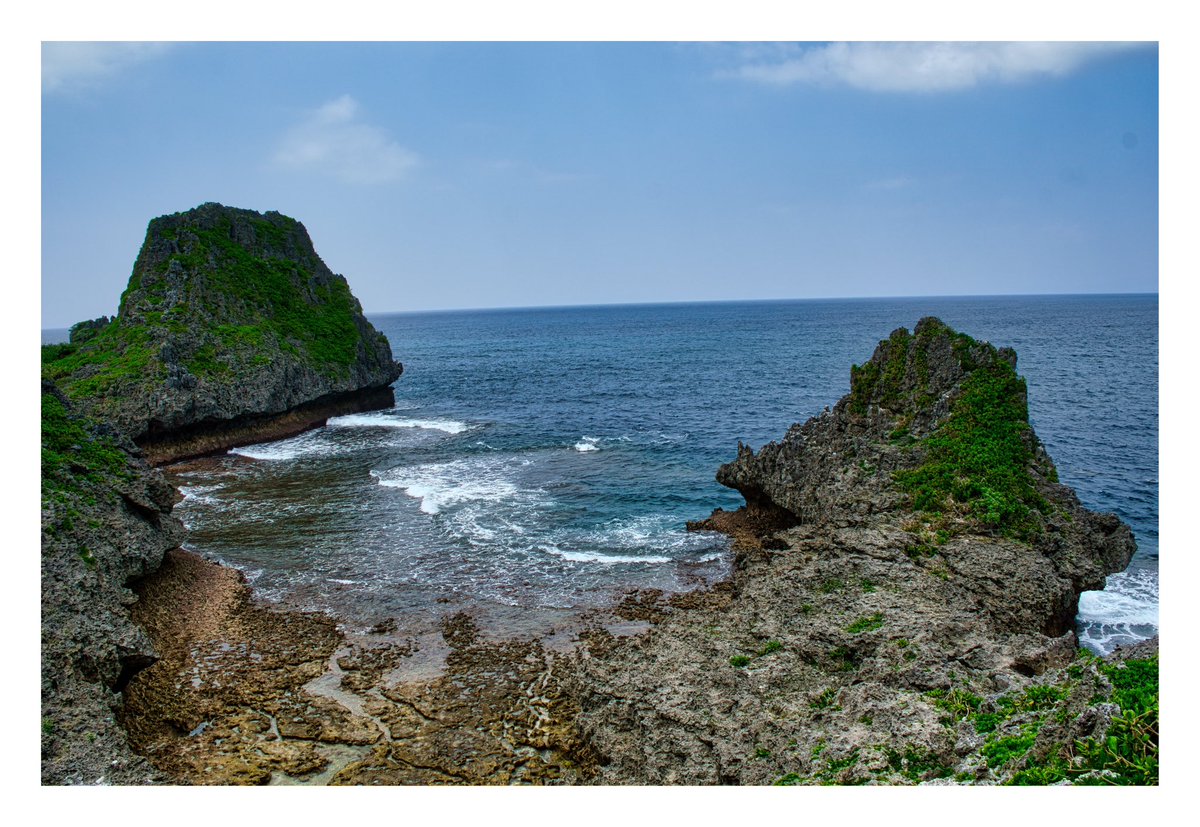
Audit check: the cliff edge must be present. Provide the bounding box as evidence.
[42,203,402,463]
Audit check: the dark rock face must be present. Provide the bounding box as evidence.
[44,203,402,463]
[41,383,185,784]
[568,318,1141,785]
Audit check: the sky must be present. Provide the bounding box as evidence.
[40,40,1158,328]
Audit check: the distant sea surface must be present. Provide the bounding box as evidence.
[44,295,1159,654]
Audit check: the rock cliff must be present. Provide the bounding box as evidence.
[566,317,1145,784]
[43,203,402,463]
[41,382,184,784]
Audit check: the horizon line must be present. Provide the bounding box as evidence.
[40,289,1159,331]
[362,290,1160,319]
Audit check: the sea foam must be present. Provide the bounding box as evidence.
[373,458,522,515]
[228,430,332,460]
[328,413,473,434]
[540,545,671,565]
[1077,567,1159,655]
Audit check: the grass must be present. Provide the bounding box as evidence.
[147,212,362,370]
[41,390,132,496]
[848,318,1052,541]
[846,613,885,634]
[884,744,952,783]
[730,640,784,668]
[810,687,840,710]
[893,349,1048,540]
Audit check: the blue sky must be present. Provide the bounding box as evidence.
[41,41,1158,327]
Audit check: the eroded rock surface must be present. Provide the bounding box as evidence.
[121,551,588,785]
[43,203,402,463]
[40,382,184,785]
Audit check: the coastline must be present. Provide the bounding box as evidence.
[122,546,603,784]
[43,306,1158,785]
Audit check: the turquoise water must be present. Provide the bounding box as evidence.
[57,295,1158,653]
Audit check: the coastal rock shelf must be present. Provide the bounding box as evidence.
[42,203,403,464]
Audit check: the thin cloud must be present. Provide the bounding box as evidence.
[728,42,1147,93]
[273,95,419,185]
[864,175,916,191]
[42,42,175,94]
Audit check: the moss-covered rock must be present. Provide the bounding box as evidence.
[41,381,184,784]
[42,203,402,463]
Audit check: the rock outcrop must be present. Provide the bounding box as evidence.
[41,382,184,784]
[43,203,402,463]
[41,203,401,783]
[566,318,1143,784]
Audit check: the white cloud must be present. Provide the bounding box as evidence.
[42,42,175,94]
[729,42,1146,93]
[273,94,419,185]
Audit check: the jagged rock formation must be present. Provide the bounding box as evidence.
[41,382,184,784]
[43,203,402,463]
[566,318,1143,784]
[713,317,1134,636]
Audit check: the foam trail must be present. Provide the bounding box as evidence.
[177,485,221,505]
[228,429,335,461]
[541,545,671,565]
[328,413,473,434]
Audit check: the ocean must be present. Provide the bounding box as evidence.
[44,295,1159,654]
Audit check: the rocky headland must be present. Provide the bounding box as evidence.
[42,203,402,465]
[566,318,1154,784]
[40,204,403,784]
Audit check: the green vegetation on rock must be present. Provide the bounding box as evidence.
[893,352,1048,538]
[41,323,158,402]
[135,211,362,370]
[41,389,131,496]
[41,204,401,451]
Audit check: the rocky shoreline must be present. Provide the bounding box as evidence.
[136,384,398,466]
[53,316,1154,786]
[42,221,1157,787]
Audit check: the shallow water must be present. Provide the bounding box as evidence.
[151,295,1156,654]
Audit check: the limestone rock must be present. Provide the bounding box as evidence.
[41,382,185,784]
[567,318,1142,785]
[43,203,402,463]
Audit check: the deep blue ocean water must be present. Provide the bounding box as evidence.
[45,295,1158,653]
